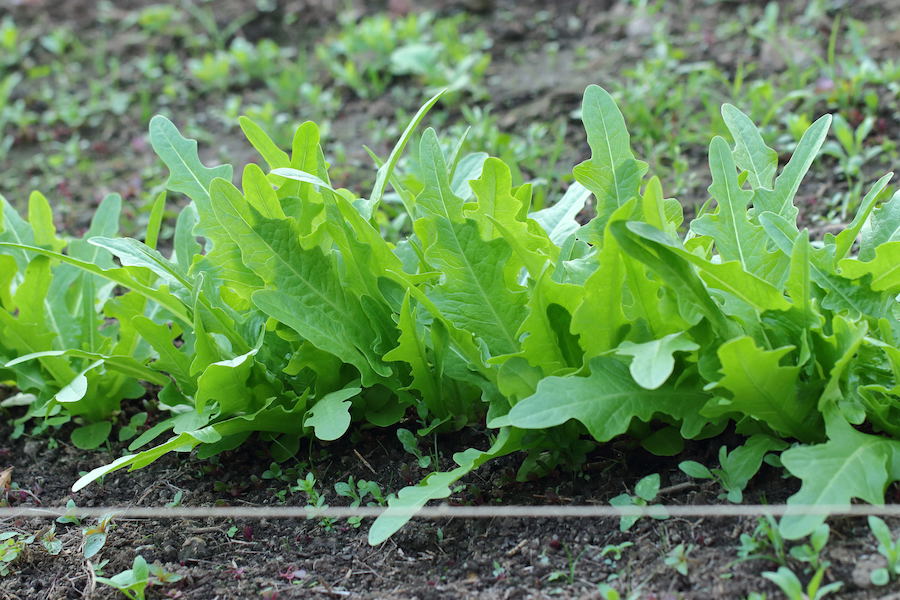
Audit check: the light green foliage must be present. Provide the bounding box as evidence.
[291,472,334,530]
[737,517,837,576]
[608,473,667,531]
[82,514,114,559]
[780,415,900,539]
[822,113,886,218]
[496,358,708,443]
[305,387,360,441]
[762,566,843,600]
[692,137,766,276]
[1,84,898,548]
[597,583,642,600]
[0,524,62,577]
[0,193,152,443]
[709,338,807,440]
[616,333,699,390]
[749,115,831,223]
[868,516,900,585]
[95,555,181,600]
[335,476,386,528]
[664,543,694,576]
[736,516,788,566]
[573,86,647,234]
[316,12,490,100]
[789,524,831,573]
[396,428,432,469]
[0,531,33,576]
[679,435,788,502]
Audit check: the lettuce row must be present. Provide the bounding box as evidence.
[0,85,897,543]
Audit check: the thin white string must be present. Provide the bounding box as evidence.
[2,504,900,520]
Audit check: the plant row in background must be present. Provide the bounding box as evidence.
[1,83,898,545]
[0,6,491,174]
[1,3,897,237]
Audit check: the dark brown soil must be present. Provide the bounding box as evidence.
[3,415,899,600]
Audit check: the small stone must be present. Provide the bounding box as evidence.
[179,536,208,561]
[23,440,41,458]
[851,554,885,589]
[161,544,178,562]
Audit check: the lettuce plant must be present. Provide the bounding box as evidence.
[1,85,897,546]
[0,191,166,446]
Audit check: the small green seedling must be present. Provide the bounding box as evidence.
[679,435,787,502]
[92,558,111,576]
[261,462,284,480]
[0,531,34,576]
[118,412,148,442]
[95,555,182,600]
[39,524,62,556]
[821,113,885,217]
[599,541,633,563]
[762,566,842,600]
[396,428,432,469]
[547,544,587,585]
[56,499,82,525]
[0,525,63,576]
[609,473,667,531]
[82,514,114,559]
[165,490,184,508]
[664,543,694,576]
[789,524,830,572]
[335,476,387,527]
[867,516,900,585]
[735,515,788,566]
[597,583,642,600]
[292,472,334,529]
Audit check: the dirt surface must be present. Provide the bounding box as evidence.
[3,414,900,600]
[6,407,900,600]
[2,0,900,598]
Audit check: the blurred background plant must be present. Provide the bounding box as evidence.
[0,0,895,241]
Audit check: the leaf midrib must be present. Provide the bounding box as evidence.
[593,94,621,205]
[425,150,519,353]
[715,143,750,270]
[159,123,214,201]
[800,441,885,506]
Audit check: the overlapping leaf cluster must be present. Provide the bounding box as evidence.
[1,85,897,544]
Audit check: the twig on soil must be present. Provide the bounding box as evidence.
[353,449,377,476]
[375,541,398,565]
[532,493,574,503]
[134,480,162,506]
[226,538,256,546]
[506,538,528,557]
[656,482,697,496]
[351,561,386,580]
[180,557,220,566]
[309,588,351,597]
[186,525,225,534]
